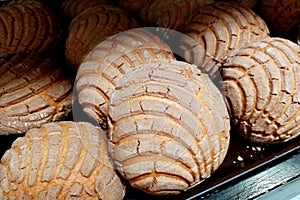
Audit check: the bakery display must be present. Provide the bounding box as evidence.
[75,28,175,127]
[65,3,140,70]
[0,0,62,57]
[0,54,72,135]
[258,0,300,36]
[107,59,230,195]
[221,37,300,143]
[179,2,270,79]
[1,0,300,198]
[0,121,125,199]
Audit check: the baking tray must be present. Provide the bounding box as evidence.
[1,123,300,200]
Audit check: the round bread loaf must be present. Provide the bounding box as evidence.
[221,37,300,143]
[0,54,72,135]
[138,0,214,30]
[179,2,270,79]
[0,0,62,57]
[258,0,300,35]
[65,4,140,70]
[0,121,125,200]
[108,59,230,195]
[61,0,110,20]
[75,28,175,128]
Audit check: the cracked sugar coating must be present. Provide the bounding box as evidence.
[108,59,230,195]
[221,37,300,143]
[0,0,62,57]
[0,54,72,135]
[65,4,140,70]
[76,28,175,127]
[258,0,300,35]
[0,121,125,200]
[180,2,270,79]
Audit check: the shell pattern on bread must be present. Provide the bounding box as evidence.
[108,59,230,195]
[0,0,62,57]
[0,54,72,135]
[75,28,175,127]
[65,4,140,70]
[221,37,300,143]
[180,2,270,79]
[0,121,125,200]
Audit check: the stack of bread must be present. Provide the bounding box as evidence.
[1,0,300,199]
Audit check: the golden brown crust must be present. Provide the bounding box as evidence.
[0,54,73,135]
[221,37,300,143]
[108,59,230,195]
[0,0,62,57]
[0,121,126,199]
[180,2,270,79]
[75,28,175,127]
[65,4,140,70]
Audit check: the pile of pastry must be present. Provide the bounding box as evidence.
[1,0,300,199]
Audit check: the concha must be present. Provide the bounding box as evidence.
[108,59,230,195]
[0,121,125,200]
[0,54,72,135]
[180,2,270,79]
[75,28,175,127]
[65,4,140,70]
[221,37,300,143]
[0,0,62,57]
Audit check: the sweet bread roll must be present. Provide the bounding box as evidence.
[0,121,125,200]
[258,0,300,35]
[221,37,300,143]
[0,54,72,135]
[65,4,140,70]
[75,28,175,127]
[180,2,270,79]
[61,0,110,19]
[108,59,230,195]
[0,0,62,57]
